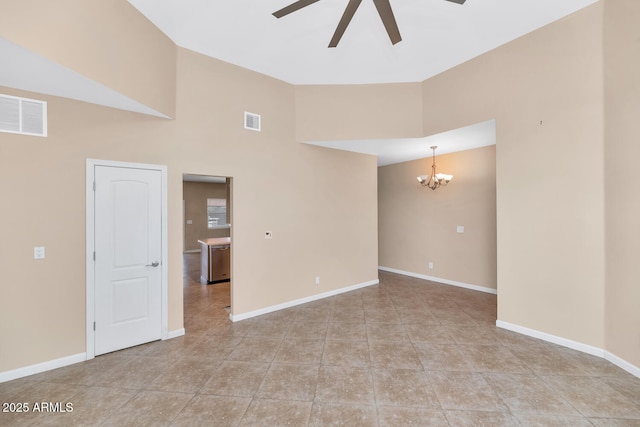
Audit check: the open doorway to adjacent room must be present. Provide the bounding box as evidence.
[182,174,233,326]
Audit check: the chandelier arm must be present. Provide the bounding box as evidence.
[417,145,451,191]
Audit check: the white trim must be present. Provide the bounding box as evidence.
[1,328,185,383]
[86,161,96,360]
[378,266,497,295]
[605,351,640,378]
[86,159,169,360]
[230,279,379,322]
[166,328,186,340]
[183,249,201,254]
[496,320,604,357]
[0,353,86,384]
[159,166,169,341]
[497,320,640,378]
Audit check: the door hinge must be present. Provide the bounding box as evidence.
[93,321,96,331]
[93,251,96,261]
[93,181,96,191]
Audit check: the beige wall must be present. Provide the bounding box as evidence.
[296,3,611,351]
[296,2,615,353]
[378,146,497,289]
[0,0,177,117]
[174,48,379,316]
[0,88,175,373]
[0,47,379,373]
[603,0,640,367]
[295,83,423,141]
[2,0,639,377]
[183,181,230,251]
[420,3,607,349]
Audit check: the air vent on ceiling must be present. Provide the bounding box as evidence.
[244,112,261,132]
[0,94,47,137]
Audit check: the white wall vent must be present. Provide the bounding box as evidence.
[244,112,261,132]
[0,94,47,137]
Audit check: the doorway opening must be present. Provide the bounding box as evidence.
[182,174,233,325]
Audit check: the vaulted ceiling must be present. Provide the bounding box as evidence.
[128,0,598,85]
[1,0,599,164]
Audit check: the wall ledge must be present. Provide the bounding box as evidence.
[230,278,380,322]
[497,320,640,379]
[378,266,497,295]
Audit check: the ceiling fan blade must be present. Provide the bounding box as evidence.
[372,0,401,45]
[273,0,321,18]
[329,0,363,47]
[444,0,466,4]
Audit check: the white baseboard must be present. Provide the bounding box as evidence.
[496,320,604,357]
[230,279,380,322]
[378,266,497,295]
[0,353,87,384]
[166,328,185,339]
[497,320,640,379]
[2,329,186,384]
[605,351,640,378]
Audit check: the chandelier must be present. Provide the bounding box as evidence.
[417,146,453,190]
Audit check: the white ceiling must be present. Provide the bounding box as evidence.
[307,119,496,166]
[128,0,598,85]
[124,0,595,163]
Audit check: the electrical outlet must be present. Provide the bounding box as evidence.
[315,276,320,285]
[457,225,465,233]
[428,262,433,270]
[265,231,272,239]
[34,246,45,259]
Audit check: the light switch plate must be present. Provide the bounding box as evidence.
[457,226,465,233]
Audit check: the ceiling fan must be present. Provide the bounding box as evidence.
[273,0,467,48]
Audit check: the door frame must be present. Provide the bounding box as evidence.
[85,158,169,360]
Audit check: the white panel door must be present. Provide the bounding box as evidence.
[94,165,162,355]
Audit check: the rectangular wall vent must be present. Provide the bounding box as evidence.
[0,94,47,137]
[244,112,261,132]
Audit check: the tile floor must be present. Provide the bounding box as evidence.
[1,254,639,426]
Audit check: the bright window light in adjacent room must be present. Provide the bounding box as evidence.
[207,198,228,228]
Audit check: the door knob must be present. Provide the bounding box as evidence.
[146,261,160,267]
